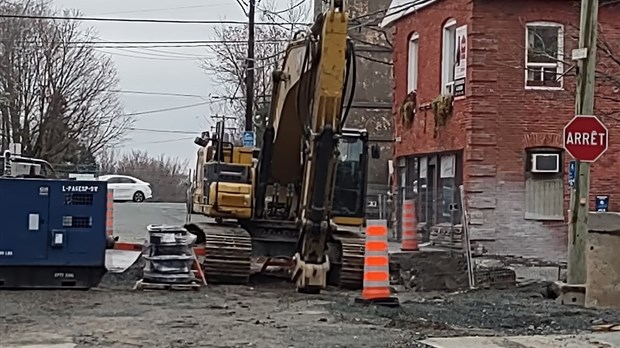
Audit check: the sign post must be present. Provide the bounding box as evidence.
[563,114,608,285]
[568,160,576,187]
[243,131,255,147]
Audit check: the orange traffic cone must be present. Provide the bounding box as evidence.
[401,199,419,251]
[355,219,399,307]
[106,189,114,237]
[106,189,115,248]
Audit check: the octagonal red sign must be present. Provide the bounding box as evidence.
[563,115,609,162]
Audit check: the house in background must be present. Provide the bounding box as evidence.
[380,0,620,261]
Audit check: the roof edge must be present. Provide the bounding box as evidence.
[379,0,440,29]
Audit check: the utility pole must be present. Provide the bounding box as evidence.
[244,0,256,132]
[567,0,599,285]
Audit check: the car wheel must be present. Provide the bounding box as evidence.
[133,191,145,202]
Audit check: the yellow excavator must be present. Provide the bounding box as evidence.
[186,0,380,293]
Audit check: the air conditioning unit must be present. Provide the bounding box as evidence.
[531,153,560,173]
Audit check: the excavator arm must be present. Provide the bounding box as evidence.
[292,0,352,293]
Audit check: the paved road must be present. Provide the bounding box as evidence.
[111,202,405,251]
[112,202,207,242]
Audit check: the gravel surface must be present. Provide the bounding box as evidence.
[2,203,619,347]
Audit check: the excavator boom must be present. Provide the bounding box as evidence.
[294,1,350,292]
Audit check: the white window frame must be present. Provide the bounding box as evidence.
[525,21,564,90]
[441,19,457,95]
[407,33,419,93]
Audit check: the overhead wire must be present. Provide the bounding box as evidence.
[264,0,306,15]
[348,0,437,31]
[0,14,312,26]
[96,50,201,61]
[93,38,212,59]
[128,127,197,135]
[107,90,208,99]
[94,4,232,16]
[121,101,211,117]
[125,137,195,145]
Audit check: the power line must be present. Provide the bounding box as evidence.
[107,90,208,99]
[95,43,211,59]
[265,0,306,15]
[0,14,311,26]
[126,136,195,146]
[15,39,291,45]
[96,50,201,61]
[128,127,197,135]
[95,4,232,16]
[122,101,211,117]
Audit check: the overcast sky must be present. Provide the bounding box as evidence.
[52,0,312,166]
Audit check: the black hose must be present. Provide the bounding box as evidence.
[296,37,312,139]
[340,39,356,130]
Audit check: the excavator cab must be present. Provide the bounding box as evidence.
[331,129,379,226]
[191,122,254,220]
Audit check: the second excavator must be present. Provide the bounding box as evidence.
[186,0,380,293]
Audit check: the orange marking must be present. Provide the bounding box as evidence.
[365,241,388,251]
[113,242,143,252]
[362,287,391,299]
[364,271,389,282]
[193,247,206,256]
[366,225,387,236]
[401,240,419,251]
[364,256,389,267]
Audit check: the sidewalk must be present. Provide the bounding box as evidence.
[421,332,620,348]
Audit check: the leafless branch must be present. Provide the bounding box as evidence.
[201,0,309,142]
[0,0,131,163]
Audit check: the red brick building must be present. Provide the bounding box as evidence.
[380,0,620,261]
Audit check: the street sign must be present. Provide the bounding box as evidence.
[563,115,609,162]
[568,160,576,187]
[595,195,609,212]
[243,131,255,147]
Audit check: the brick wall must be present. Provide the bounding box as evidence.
[391,0,474,156]
[391,0,620,261]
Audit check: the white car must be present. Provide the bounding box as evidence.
[98,174,153,202]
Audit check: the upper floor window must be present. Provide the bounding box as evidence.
[441,19,457,95]
[407,33,419,93]
[525,22,564,89]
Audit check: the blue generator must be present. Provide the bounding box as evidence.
[0,178,108,289]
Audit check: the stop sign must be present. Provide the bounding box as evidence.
[563,115,609,162]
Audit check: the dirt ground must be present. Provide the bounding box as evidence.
[2,204,618,347]
[2,270,619,348]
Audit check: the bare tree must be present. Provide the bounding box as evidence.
[201,0,310,144]
[0,0,131,164]
[99,149,190,203]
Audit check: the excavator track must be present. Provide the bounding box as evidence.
[185,222,252,285]
[331,233,365,290]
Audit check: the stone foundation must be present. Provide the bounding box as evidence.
[585,212,620,310]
